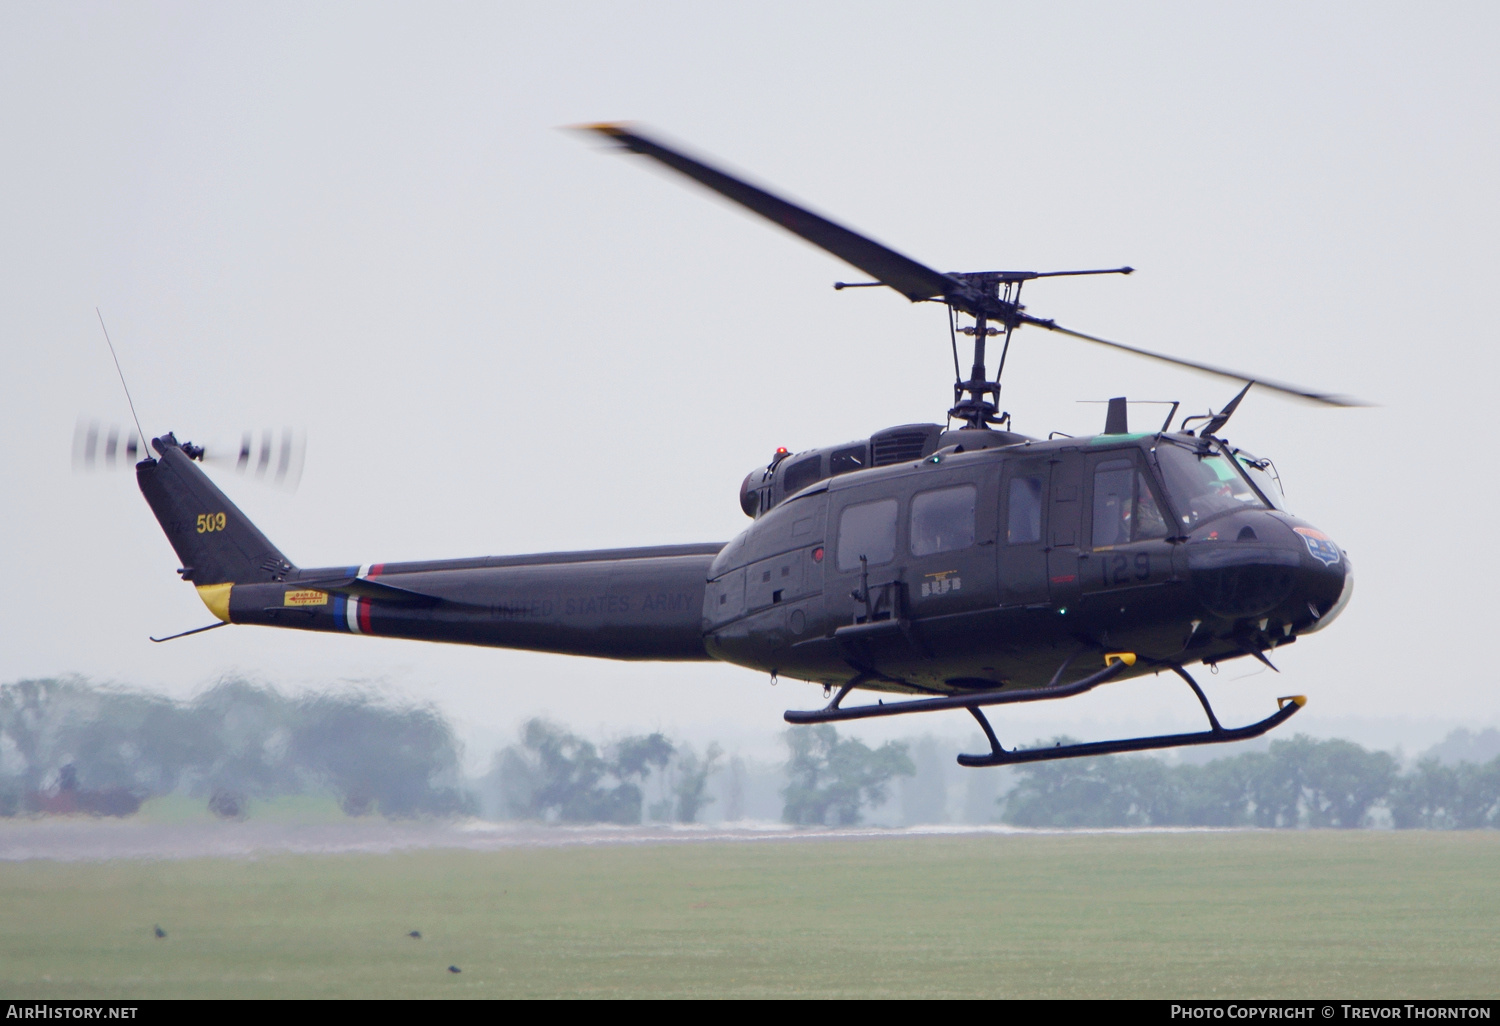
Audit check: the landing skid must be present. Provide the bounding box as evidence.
[784,660,1305,767]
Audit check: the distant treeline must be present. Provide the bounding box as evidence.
[781,723,913,826]
[4,678,1498,828]
[477,719,722,825]
[0,677,469,818]
[0,678,911,827]
[470,719,920,827]
[1000,736,1500,829]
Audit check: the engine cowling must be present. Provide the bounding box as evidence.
[737,424,946,518]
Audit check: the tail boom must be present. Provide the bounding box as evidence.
[137,434,721,660]
[218,549,720,660]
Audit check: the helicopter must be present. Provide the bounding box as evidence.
[130,124,1357,768]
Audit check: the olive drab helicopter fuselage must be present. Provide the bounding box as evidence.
[129,125,1357,767]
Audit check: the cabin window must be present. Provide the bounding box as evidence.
[830,446,867,476]
[781,456,823,497]
[836,498,898,571]
[1093,459,1170,546]
[1006,476,1044,544]
[909,485,976,556]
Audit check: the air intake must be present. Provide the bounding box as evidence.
[870,424,942,466]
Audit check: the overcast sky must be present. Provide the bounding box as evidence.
[2,2,1496,763]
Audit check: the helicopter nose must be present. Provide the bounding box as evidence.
[1183,515,1348,630]
[1295,530,1352,634]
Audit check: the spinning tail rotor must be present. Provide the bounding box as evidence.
[74,419,306,490]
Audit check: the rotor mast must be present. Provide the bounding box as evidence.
[956,303,998,428]
[945,269,1133,429]
[947,272,1017,429]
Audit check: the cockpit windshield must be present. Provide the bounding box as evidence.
[1155,441,1268,527]
[1231,449,1288,512]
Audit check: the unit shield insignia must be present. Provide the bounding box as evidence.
[1293,527,1341,566]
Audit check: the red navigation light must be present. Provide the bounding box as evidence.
[812,546,824,563]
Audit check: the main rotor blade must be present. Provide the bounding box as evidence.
[579,123,956,304]
[1020,316,1368,407]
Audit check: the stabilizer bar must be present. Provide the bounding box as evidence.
[149,621,228,643]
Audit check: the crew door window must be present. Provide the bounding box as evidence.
[1006,475,1044,544]
[1092,459,1169,547]
[836,498,898,571]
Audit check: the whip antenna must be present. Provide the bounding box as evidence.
[95,308,149,459]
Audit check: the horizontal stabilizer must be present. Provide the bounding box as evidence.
[293,575,442,607]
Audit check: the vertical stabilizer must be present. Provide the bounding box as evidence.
[136,434,294,589]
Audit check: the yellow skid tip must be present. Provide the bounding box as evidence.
[1277,695,1308,709]
[1104,652,1137,667]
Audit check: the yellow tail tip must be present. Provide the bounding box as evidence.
[195,582,233,623]
[1277,695,1307,709]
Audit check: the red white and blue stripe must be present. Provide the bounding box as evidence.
[330,593,373,634]
[330,564,386,635]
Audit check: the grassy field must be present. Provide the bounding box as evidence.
[1,831,1497,999]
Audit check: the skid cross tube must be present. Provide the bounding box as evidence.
[783,658,1129,726]
[783,659,1306,768]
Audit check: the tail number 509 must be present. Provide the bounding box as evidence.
[196,512,227,533]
